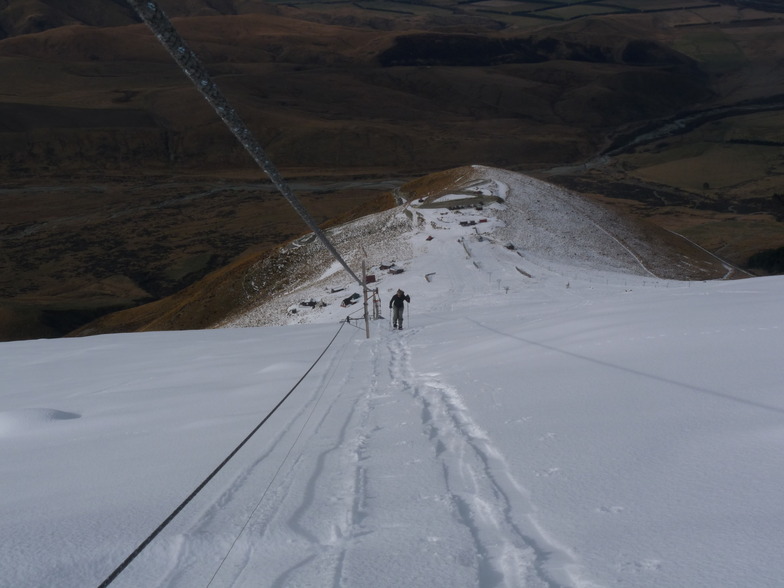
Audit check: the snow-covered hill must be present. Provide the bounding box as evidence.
[222,165,731,329]
[2,166,782,588]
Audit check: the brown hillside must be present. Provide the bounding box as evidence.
[2,1,783,340]
[68,190,396,336]
[0,9,723,175]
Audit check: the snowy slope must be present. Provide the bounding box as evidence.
[223,165,728,330]
[1,167,782,588]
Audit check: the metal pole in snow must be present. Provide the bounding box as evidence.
[362,260,370,339]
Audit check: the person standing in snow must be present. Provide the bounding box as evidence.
[389,289,410,330]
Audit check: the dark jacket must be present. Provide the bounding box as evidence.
[389,293,410,309]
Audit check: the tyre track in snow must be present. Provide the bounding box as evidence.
[146,328,368,587]
[267,325,476,587]
[266,341,377,588]
[387,330,574,588]
[224,328,384,588]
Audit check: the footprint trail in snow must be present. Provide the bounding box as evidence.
[378,328,574,588]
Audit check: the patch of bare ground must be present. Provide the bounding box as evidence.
[0,174,395,340]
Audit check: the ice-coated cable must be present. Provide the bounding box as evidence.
[125,0,363,287]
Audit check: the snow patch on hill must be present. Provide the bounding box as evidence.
[223,165,722,329]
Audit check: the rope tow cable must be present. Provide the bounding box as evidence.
[96,320,348,588]
[125,0,364,288]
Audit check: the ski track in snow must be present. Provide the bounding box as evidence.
[125,328,367,588]
[151,319,576,588]
[266,343,375,588]
[385,328,571,588]
[203,330,377,588]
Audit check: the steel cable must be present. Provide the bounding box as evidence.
[96,320,348,587]
[126,0,364,288]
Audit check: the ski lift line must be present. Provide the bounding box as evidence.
[96,319,348,588]
[345,313,373,330]
[125,0,364,289]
